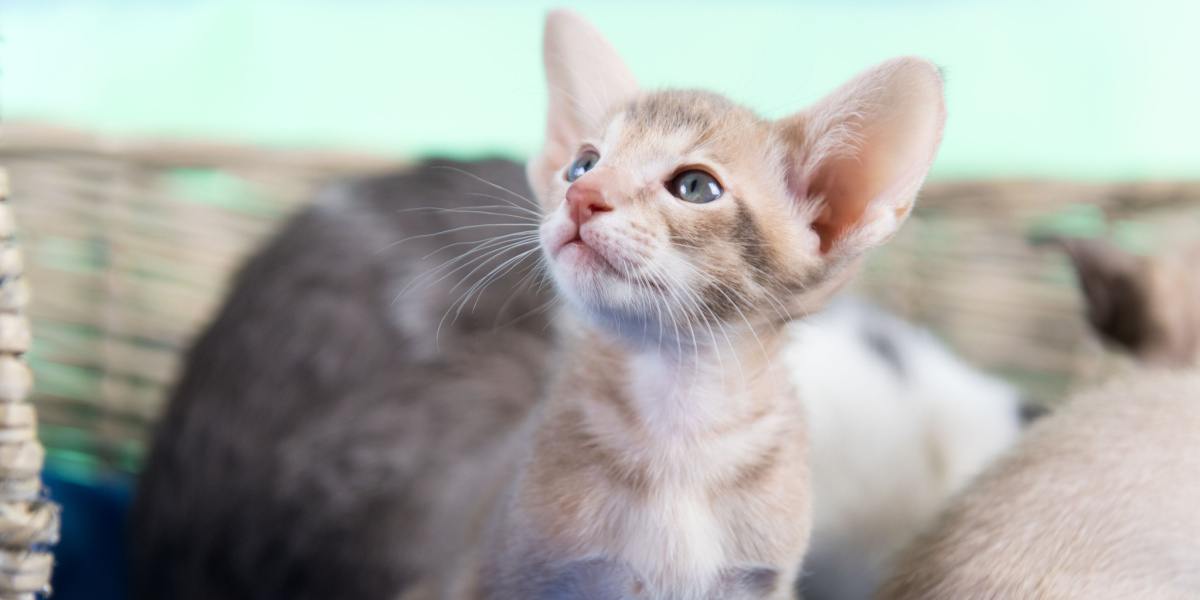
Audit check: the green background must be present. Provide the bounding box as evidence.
[4,0,1199,180]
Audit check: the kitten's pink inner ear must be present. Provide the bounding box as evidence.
[781,57,946,254]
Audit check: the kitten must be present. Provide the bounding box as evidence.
[789,300,1021,600]
[413,11,943,598]
[877,238,1200,600]
[133,10,946,600]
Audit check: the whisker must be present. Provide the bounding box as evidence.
[500,296,560,331]
[374,222,535,256]
[429,166,540,209]
[433,245,536,346]
[395,206,540,223]
[419,230,539,262]
[447,239,542,295]
[463,248,542,315]
[399,232,540,297]
[462,193,544,218]
[491,265,549,329]
[440,247,541,337]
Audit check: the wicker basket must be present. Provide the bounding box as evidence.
[0,168,61,598]
[2,122,1198,474]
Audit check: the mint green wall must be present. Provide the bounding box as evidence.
[3,0,1198,179]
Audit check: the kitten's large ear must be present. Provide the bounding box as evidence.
[1042,236,1153,354]
[777,57,945,256]
[528,10,638,202]
[1047,236,1200,366]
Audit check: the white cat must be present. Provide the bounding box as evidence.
[788,299,1022,599]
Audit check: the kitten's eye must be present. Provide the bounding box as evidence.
[565,150,600,182]
[668,170,723,204]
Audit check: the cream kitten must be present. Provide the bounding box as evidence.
[878,239,1200,600]
[409,10,947,600]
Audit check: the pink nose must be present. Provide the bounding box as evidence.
[566,182,613,225]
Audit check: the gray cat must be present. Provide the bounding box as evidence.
[131,158,554,600]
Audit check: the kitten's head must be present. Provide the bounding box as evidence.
[531,11,945,347]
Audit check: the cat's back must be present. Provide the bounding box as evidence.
[880,370,1200,600]
[131,159,553,600]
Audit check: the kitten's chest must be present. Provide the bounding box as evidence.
[609,486,727,589]
[567,475,798,599]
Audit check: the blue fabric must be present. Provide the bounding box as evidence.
[44,468,132,600]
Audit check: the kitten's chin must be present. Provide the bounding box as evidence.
[550,252,626,308]
[557,240,619,277]
[549,250,654,333]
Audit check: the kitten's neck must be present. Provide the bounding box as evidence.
[556,313,795,444]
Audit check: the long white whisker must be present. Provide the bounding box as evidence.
[433,245,537,346]
[419,230,539,262]
[429,166,540,209]
[447,239,542,295]
[441,247,541,337]
[491,266,545,329]
[374,222,535,257]
[398,232,539,297]
[395,206,540,223]
[462,247,542,315]
[461,193,544,218]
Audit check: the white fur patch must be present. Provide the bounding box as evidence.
[786,299,1021,596]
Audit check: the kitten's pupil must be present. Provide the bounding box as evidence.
[669,170,723,203]
[566,151,600,182]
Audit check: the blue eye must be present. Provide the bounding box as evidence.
[565,150,600,182]
[668,170,723,203]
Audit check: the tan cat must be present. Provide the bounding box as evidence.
[404,10,946,600]
[878,370,1200,600]
[878,239,1200,600]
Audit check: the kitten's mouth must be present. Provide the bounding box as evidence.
[545,221,651,288]
[557,235,621,278]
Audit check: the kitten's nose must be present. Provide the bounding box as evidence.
[566,182,613,226]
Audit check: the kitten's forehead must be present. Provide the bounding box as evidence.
[606,90,768,162]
